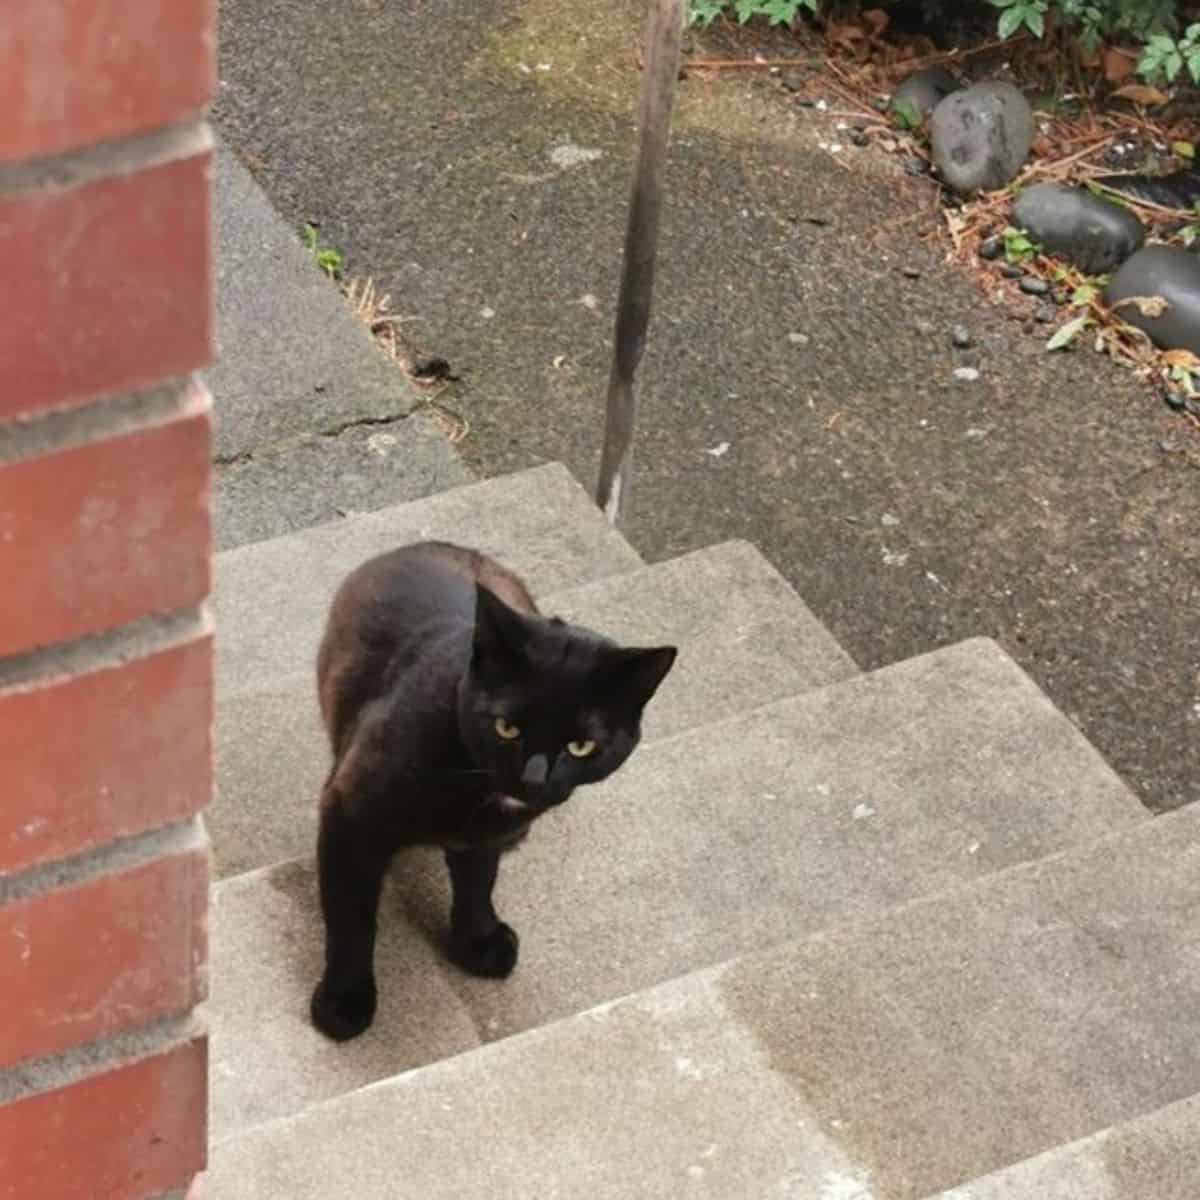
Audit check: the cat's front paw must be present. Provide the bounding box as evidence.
[452,921,519,978]
[311,973,378,1041]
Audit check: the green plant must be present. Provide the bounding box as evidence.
[1046,313,1092,349]
[1179,202,1200,247]
[1001,226,1041,263]
[1137,24,1200,83]
[301,223,343,280]
[891,98,923,130]
[990,0,1048,39]
[689,0,816,26]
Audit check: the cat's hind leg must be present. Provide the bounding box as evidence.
[311,804,391,1040]
[444,846,519,977]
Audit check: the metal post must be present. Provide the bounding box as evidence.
[595,0,684,525]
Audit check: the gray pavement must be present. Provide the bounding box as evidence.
[213,0,1199,810]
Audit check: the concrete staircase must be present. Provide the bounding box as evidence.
[202,463,1200,1198]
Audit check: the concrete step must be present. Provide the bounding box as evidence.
[925,1093,1200,1199]
[210,539,858,877]
[213,461,641,701]
[206,804,1200,1199]
[206,637,1144,1141]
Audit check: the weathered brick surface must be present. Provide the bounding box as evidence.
[0,1035,207,1200]
[0,387,211,656]
[0,630,212,874]
[0,844,208,1069]
[0,1,215,163]
[0,148,213,419]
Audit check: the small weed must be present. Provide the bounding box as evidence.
[989,0,1047,40]
[301,223,344,280]
[891,100,923,131]
[689,0,817,26]
[1046,313,1092,350]
[1179,202,1200,247]
[1001,226,1041,263]
[1137,24,1200,86]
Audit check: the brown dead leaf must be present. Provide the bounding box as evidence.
[862,8,889,36]
[1162,349,1200,369]
[1112,83,1170,108]
[1112,294,1170,318]
[828,22,865,48]
[1102,46,1136,83]
[1031,134,1054,157]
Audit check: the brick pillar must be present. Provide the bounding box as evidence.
[0,4,215,1198]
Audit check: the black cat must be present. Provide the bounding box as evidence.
[310,540,676,1041]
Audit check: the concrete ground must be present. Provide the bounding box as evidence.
[214,0,1199,811]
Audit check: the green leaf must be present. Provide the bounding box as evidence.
[891,99,922,130]
[1047,315,1090,351]
[1024,8,1045,37]
[687,0,724,25]
[1071,282,1097,305]
[997,4,1025,38]
[301,223,318,249]
[762,0,801,25]
[1175,141,1196,159]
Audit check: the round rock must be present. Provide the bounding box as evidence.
[1011,182,1145,275]
[1104,245,1200,355]
[930,82,1034,196]
[889,67,960,125]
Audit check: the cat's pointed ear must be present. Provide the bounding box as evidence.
[473,583,529,668]
[607,645,677,707]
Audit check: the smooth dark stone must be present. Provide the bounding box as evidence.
[889,67,960,124]
[930,82,1034,196]
[1034,302,1055,323]
[1165,390,1187,410]
[1011,182,1145,274]
[903,157,928,177]
[1097,167,1200,210]
[1019,276,1050,295]
[979,236,1003,260]
[849,128,869,147]
[1000,264,1024,279]
[926,82,1032,195]
[1104,245,1200,355]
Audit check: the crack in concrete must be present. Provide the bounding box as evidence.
[211,410,414,466]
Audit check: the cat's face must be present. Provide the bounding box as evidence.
[458,584,676,810]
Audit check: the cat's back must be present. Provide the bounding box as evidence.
[317,541,537,742]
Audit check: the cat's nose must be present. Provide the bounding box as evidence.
[521,753,549,787]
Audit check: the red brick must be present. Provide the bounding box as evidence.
[0,149,212,419]
[0,390,211,656]
[0,1,215,163]
[0,844,208,1068]
[0,632,212,874]
[0,1035,207,1200]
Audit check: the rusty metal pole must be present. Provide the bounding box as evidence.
[595,0,685,525]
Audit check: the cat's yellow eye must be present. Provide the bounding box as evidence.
[566,739,597,758]
[494,717,521,740]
